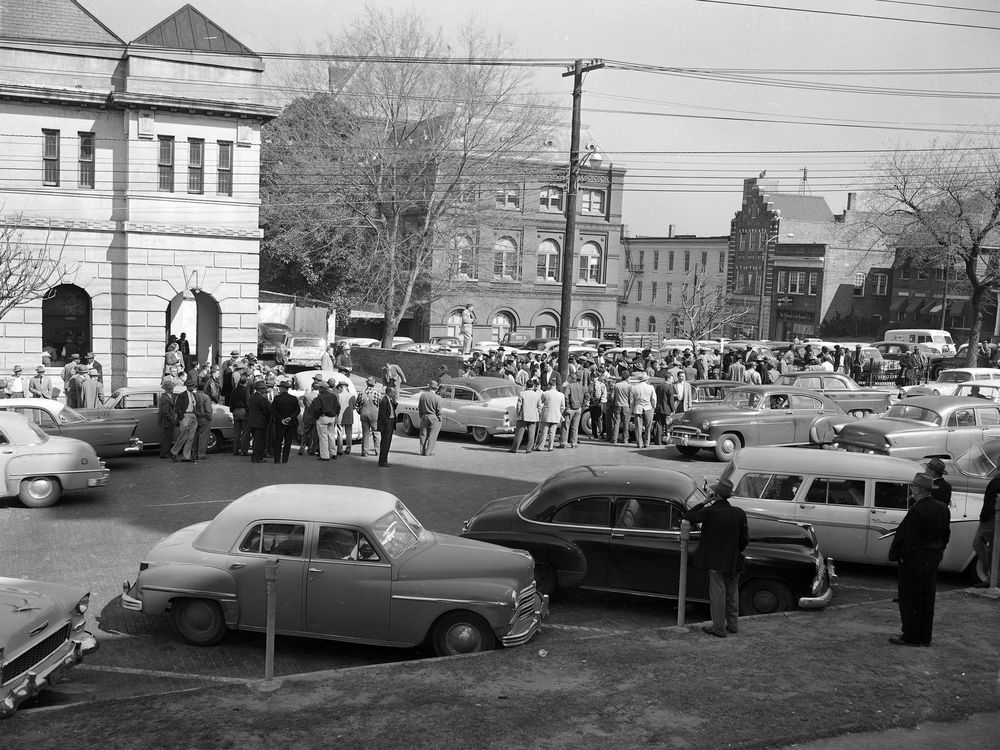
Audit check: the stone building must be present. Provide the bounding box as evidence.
[0,0,277,387]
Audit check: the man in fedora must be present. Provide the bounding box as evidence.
[925,457,952,506]
[417,380,443,456]
[4,365,24,398]
[687,478,749,638]
[247,380,272,463]
[271,379,300,463]
[170,376,199,462]
[888,472,951,646]
[29,365,52,399]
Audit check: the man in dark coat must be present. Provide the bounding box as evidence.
[925,458,952,506]
[170,377,199,462]
[247,381,272,464]
[228,371,250,455]
[270,379,300,463]
[888,472,951,646]
[377,385,398,467]
[157,378,176,458]
[687,478,749,638]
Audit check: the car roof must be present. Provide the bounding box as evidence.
[0,397,64,408]
[536,465,695,503]
[937,367,1000,376]
[732,446,920,479]
[446,377,514,390]
[0,410,47,442]
[196,484,403,552]
[893,395,998,407]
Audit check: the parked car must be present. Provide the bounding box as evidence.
[0,576,99,718]
[0,398,142,458]
[899,367,1000,399]
[871,341,944,379]
[953,381,1000,402]
[518,337,559,352]
[428,336,463,351]
[666,385,845,461]
[724,447,985,582]
[827,395,1000,460]
[122,485,547,656]
[0,412,108,507]
[335,337,380,349]
[257,322,290,358]
[774,371,891,416]
[75,387,234,453]
[499,331,535,349]
[581,338,617,354]
[395,377,518,443]
[286,370,362,440]
[392,342,455,354]
[461,465,834,613]
[275,332,327,368]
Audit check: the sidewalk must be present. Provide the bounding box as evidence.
[5,589,998,748]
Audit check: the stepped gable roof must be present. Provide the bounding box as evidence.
[131,3,255,55]
[0,0,123,46]
[767,193,834,223]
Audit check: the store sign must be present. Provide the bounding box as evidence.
[776,296,793,307]
[778,310,815,323]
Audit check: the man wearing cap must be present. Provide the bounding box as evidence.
[888,472,951,646]
[377,385,398,467]
[4,366,25,399]
[924,458,952,506]
[629,371,657,449]
[80,367,103,408]
[170,377,199,462]
[356,377,382,457]
[271,380,300,464]
[417,381,443,456]
[311,380,341,460]
[247,381,272,464]
[687,478,749,638]
[335,380,355,455]
[29,365,53,399]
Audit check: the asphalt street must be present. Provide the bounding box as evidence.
[0,428,972,713]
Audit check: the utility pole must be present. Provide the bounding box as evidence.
[559,59,604,383]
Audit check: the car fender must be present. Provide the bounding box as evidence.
[388,577,521,643]
[136,564,239,621]
[461,531,588,588]
[809,414,858,445]
[7,450,86,478]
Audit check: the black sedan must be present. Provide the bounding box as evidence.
[461,466,834,615]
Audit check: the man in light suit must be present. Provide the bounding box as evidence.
[673,371,693,414]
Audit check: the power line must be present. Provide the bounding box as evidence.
[873,0,1000,15]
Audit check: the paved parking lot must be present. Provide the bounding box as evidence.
[1,430,970,711]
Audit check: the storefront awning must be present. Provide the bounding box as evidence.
[905,298,925,314]
[927,301,944,315]
[889,297,908,312]
[950,299,967,318]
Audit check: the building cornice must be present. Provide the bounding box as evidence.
[0,82,111,107]
[110,92,280,120]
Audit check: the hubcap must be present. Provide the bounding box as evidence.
[752,590,778,613]
[446,624,482,654]
[26,478,53,499]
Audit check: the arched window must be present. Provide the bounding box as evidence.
[539,186,563,212]
[493,237,518,281]
[492,311,515,340]
[447,310,464,337]
[42,284,92,365]
[648,316,656,333]
[578,241,603,284]
[451,234,476,279]
[536,239,561,282]
[535,312,559,338]
[634,317,640,332]
[578,314,600,339]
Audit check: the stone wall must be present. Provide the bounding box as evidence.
[350,348,465,387]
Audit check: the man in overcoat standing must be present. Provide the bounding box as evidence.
[377,385,398,467]
[687,478,749,638]
[270,379,300,463]
[247,381,272,464]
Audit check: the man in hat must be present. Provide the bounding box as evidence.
[193,379,214,460]
[417,381,443,456]
[228,370,250,456]
[888,472,951,646]
[4,366,24,398]
[80,367,103,408]
[687,478,749,638]
[270,379,300,464]
[311,379,340,460]
[220,350,240,404]
[65,363,89,408]
[335,342,354,372]
[83,352,103,383]
[377,385,398,467]
[154,377,176,458]
[170,377,199,462]
[62,353,80,393]
[629,371,657,449]
[356,376,382,457]
[298,374,323,456]
[925,458,952,506]
[247,381,272,463]
[335,380,355,455]
[559,372,586,448]
[29,365,53,399]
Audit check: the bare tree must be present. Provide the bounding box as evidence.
[261,8,556,346]
[673,267,753,350]
[0,218,73,321]
[866,133,1000,364]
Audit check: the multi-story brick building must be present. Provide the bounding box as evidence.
[0,0,276,387]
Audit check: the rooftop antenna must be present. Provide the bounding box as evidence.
[797,167,811,196]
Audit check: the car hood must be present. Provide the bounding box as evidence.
[673,404,756,424]
[398,532,531,581]
[0,577,80,650]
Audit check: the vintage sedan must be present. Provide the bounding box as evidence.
[871,340,943,379]
[461,466,834,614]
[774,371,891,416]
[953,381,1000,402]
[395,377,518,444]
[723,447,985,582]
[0,412,108,507]
[122,485,547,656]
[257,322,291,358]
[899,367,1000,399]
[75,387,234,453]
[0,577,99,718]
[275,332,327,368]
[666,385,845,461]
[0,398,142,458]
[829,396,1000,460]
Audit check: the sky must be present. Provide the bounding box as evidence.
[80,0,1000,237]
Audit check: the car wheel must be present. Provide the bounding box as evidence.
[471,426,492,444]
[207,430,223,453]
[676,445,700,457]
[533,562,557,597]
[402,415,419,436]
[580,412,592,435]
[430,612,496,656]
[972,556,990,585]
[18,477,62,508]
[739,579,795,615]
[713,433,741,462]
[172,598,227,646]
[850,409,869,419]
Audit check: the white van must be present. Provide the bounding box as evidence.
[883,329,956,355]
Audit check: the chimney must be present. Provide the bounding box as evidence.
[668,224,675,238]
[847,192,856,211]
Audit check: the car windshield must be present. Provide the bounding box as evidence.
[291,338,324,347]
[955,440,1000,478]
[479,385,520,399]
[937,372,972,383]
[58,406,87,424]
[721,390,762,409]
[884,403,942,425]
[371,501,424,558]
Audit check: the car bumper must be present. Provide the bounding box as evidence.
[0,630,98,718]
[88,462,110,487]
[798,558,836,610]
[667,432,716,448]
[123,437,144,455]
[501,593,548,648]
[121,580,142,611]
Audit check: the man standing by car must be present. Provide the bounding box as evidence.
[687,478,749,638]
[377,385,398,467]
[629,372,657,448]
[888,472,951,647]
[356,376,382,457]
[170,376,199,463]
[510,378,541,453]
[418,381,443,456]
[925,458,952,506]
[193,379,214,460]
[247,381,272,464]
[311,381,340,461]
[228,371,249,456]
[270,379,300,464]
[157,377,176,459]
[28,365,52,399]
[460,303,476,355]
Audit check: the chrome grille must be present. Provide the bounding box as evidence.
[512,583,537,623]
[1,623,71,685]
[669,426,699,438]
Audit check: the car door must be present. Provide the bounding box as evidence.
[754,392,794,445]
[793,476,870,562]
[226,521,307,632]
[435,384,458,432]
[112,391,159,444]
[865,480,912,563]
[547,495,613,588]
[305,524,391,641]
[448,385,478,432]
[944,407,983,457]
[606,496,686,595]
[976,405,1000,445]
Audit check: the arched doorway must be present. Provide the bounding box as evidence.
[577,313,601,339]
[491,310,516,341]
[533,311,559,338]
[42,284,91,364]
[166,291,221,366]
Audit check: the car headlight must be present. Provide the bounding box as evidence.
[74,593,90,615]
[700,420,711,432]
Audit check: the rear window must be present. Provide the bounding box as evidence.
[884,404,941,425]
[291,338,324,347]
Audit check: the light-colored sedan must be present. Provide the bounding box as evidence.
[900,367,1000,399]
[0,412,108,507]
[0,576,99,718]
[395,377,519,443]
[0,398,142,458]
[122,485,546,656]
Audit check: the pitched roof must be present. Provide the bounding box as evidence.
[0,0,123,46]
[767,193,835,223]
[131,3,255,55]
